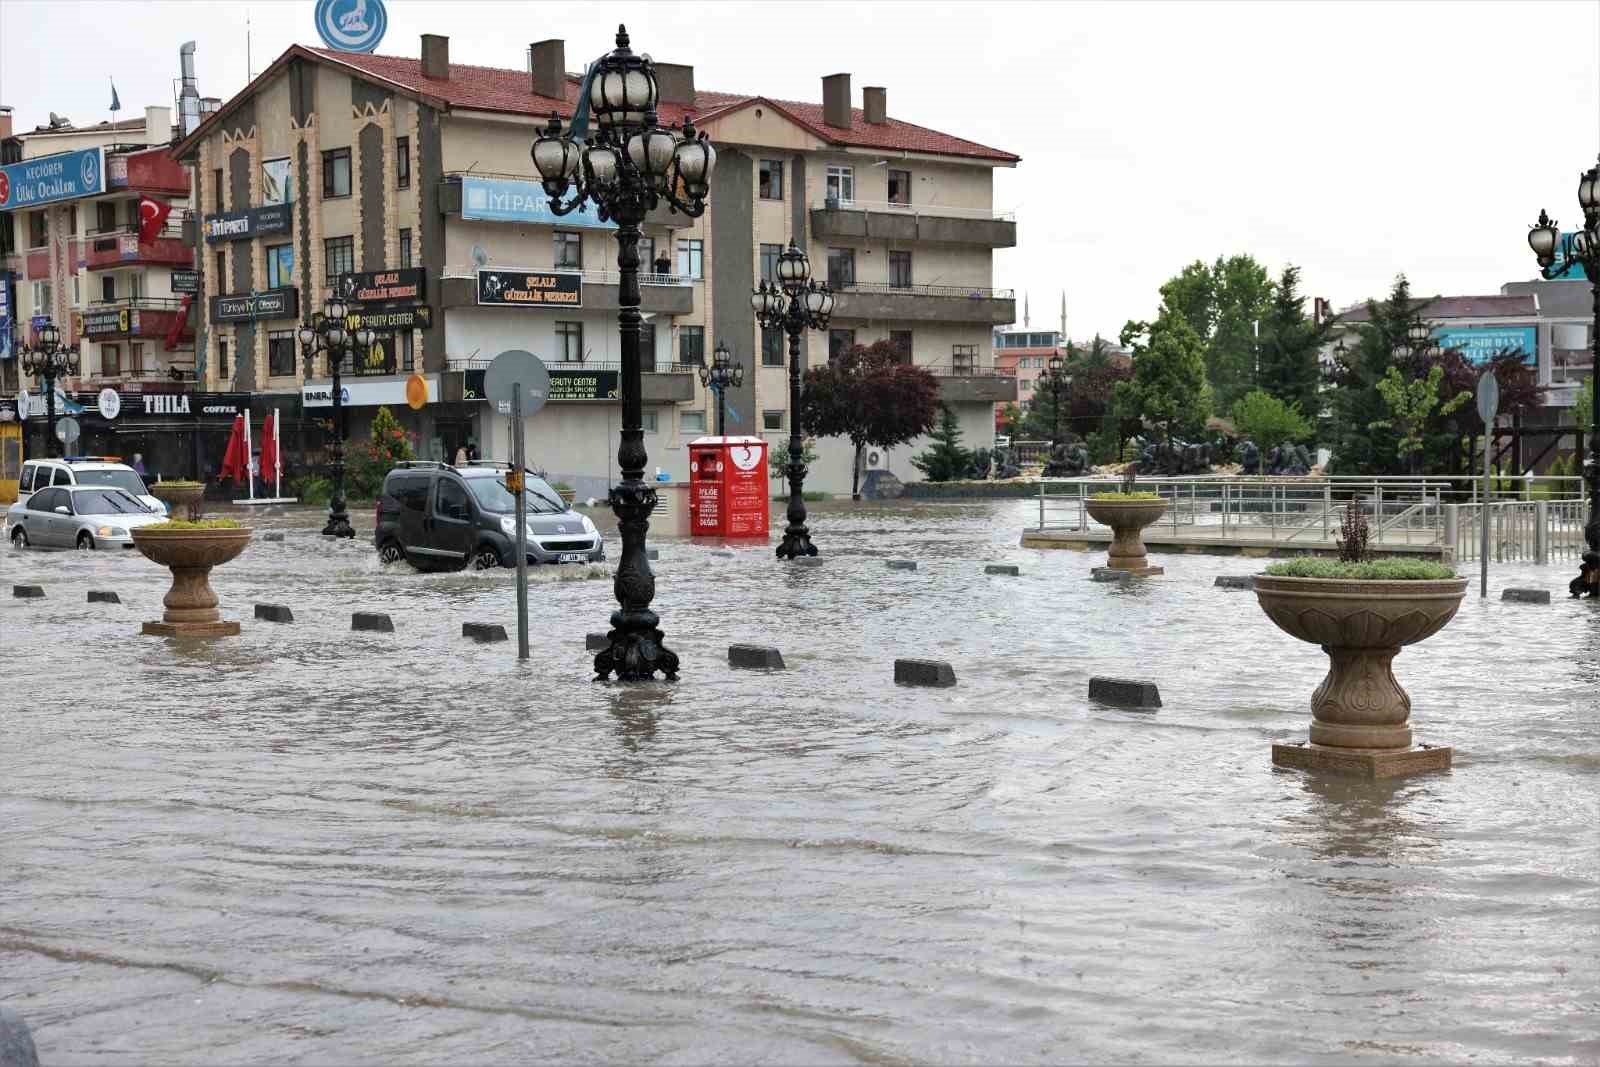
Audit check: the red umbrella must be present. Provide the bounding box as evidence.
[219,414,247,483]
[259,410,279,485]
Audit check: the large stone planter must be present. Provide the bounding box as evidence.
[148,482,205,521]
[131,527,253,637]
[1254,574,1467,778]
[1084,497,1168,576]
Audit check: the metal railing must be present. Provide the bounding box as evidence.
[828,280,1014,300]
[1446,500,1588,564]
[812,197,1016,222]
[922,360,1013,378]
[84,296,190,311]
[445,357,699,375]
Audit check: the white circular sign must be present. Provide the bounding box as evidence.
[99,388,122,420]
[56,416,81,445]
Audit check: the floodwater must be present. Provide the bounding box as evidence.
[2,498,1596,1065]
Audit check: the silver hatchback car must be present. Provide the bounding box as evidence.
[7,485,170,551]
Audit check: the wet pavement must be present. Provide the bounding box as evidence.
[2,498,1596,1064]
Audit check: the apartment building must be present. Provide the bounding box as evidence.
[169,33,1019,495]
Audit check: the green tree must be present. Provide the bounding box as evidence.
[1579,375,1594,435]
[1022,360,1072,440]
[996,403,1024,437]
[768,438,818,480]
[911,404,972,482]
[1369,365,1470,474]
[1255,265,1327,417]
[1153,255,1275,411]
[802,341,939,500]
[1231,389,1313,457]
[346,405,417,499]
[1115,310,1212,450]
[1325,274,1416,474]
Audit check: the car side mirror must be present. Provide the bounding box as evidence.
[54,506,70,514]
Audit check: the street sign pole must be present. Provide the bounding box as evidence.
[511,386,530,661]
[1477,371,1500,599]
[483,349,550,663]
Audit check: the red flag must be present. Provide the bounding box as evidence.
[165,293,193,349]
[219,414,247,483]
[138,195,172,245]
[259,411,279,481]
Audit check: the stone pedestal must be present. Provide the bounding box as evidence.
[132,528,251,639]
[1084,498,1168,576]
[1272,742,1452,779]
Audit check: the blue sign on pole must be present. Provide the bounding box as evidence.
[1550,233,1588,281]
[460,176,615,230]
[0,148,105,209]
[1433,325,1538,365]
[314,0,387,53]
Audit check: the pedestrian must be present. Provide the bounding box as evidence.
[467,438,480,462]
[130,452,147,475]
[653,252,671,276]
[454,443,469,466]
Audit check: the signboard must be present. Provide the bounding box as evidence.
[1550,233,1588,281]
[1476,370,1499,427]
[118,234,139,261]
[477,269,582,308]
[108,154,129,188]
[459,176,614,229]
[211,287,299,323]
[484,350,551,416]
[98,388,121,420]
[0,148,106,209]
[202,204,291,243]
[84,308,138,337]
[339,268,425,305]
[261,158,293,205]
[302,374,440,408]
[170,268,199,294]
[347,305,431,332]
[689,437,770,539]
[548,369,620,401]
[315,0,387,52]
[0,271,11,361]
[137,393,250,417]
[55,416,80,445]
[1433,325,1537,365]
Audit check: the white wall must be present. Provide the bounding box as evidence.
[772,397,996,496]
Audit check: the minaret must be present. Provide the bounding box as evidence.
[1060,290,1067,345]
[1023,291,1030,328]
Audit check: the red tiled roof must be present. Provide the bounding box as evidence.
[1336,294,1538,323]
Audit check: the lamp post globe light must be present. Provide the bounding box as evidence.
[698,340,744,437]
[753,239,834,560]
[19,318,79,458]
[1526,154,1600,597]
[1040,352,1074,477]
[298,293,375,539]
[530,25,717,680]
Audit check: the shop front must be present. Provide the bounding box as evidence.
[44,389,251,483]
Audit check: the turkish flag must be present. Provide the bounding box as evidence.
[138,195,172,245]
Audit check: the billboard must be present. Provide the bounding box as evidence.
[459,176,614,229]
[477,269,582,308]
[203,204,292,242]
[0,148,106,208]
[1433,325,1537,365]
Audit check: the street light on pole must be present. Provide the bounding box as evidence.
[298,294,374,538]
[699,340,743,436]
[1041,351,1073,477]
[19,318,79,458]
[530,25,717,680]
[1526,154,1600,597]
[753,240,833,560]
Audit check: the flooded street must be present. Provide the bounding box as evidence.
[2,498,1596,1064]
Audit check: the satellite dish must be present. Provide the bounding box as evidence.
[471,245,489,269]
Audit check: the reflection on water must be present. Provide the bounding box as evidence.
[1,499,1595,1064]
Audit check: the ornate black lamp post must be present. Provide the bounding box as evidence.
[530,25,716,680]
[19,318,79,458]
[699,340,743,436]
[298,294,374,538]
[1527,155,1600,597]
[752,239,834,559]
[1040,352,1075,477]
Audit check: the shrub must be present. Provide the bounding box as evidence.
[1090,491,1163,501]
[1337,503,1370,564]
[346,406,417,500]
[1263,557,1457,580]
[141,519,244,531]
[152,480,203,488]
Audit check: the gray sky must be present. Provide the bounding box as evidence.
[4,1,1597,338]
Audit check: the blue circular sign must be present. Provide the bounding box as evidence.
[314,0,387,53]
[80,152,98,191]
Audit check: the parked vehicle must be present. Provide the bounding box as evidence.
[8,485,169,550]
[15,458,167,516]
[375,461,604,571]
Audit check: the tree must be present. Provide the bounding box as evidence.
[1577,375,1594,435]
[911,404,971,482]
[1153,255,1275,411]
[801,341,938,500]
[996,403,1024,437]
[1425,347,1539,476]
[1369,365,1469,474]
[1115,310,1212,449]
[344,405,416,499]
[1255,265,1327,417]
[1231,389,1312,457]
[1022,362,1071,440]
[1325,274,1416,474]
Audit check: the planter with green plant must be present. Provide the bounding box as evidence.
[148,480,207,522]
[551,481,577,505]
[1084,467,1167,575]
[131,518,252,638]
[1254,504,1466,778]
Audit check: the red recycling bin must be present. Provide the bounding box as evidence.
[689,436,770,539]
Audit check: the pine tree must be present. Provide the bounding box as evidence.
[1325,274,1416,474]
[1114,310,1213,450]
[911,403,972,482]
[1255,265,1326,418]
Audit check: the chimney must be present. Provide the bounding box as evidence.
[179,42,201,136]
[144,106,171,143]
[421,34,450,80]
[822,73,851,129]
[655,63,695,106]
[863,86,886,125]
[529,39,565,100]
[0,106,12,141]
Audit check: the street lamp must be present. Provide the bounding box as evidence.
[530,24,716,680]
[1041,352,1074,477]
[19,318,79,458]
[297,293,374,538]
[753,239,833,559]
[1526,155,1600,597]
[698,340,743,436]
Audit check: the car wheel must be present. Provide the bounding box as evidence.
[472,544,502,570]
[10,526,28,548]
[378,540,405,565]
[77,532,95,551]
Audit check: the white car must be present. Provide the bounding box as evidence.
[14,458,167,517]
[8,485,169,550]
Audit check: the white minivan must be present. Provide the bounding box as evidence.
[13,458,167,517]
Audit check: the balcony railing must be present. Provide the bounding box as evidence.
[813,198,1015,222]
[827,280,1014,300]
[86,296,190,312]
[446,357,700,374]
[920,360,1014,378]
[442,266,694,287]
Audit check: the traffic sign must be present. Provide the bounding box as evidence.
[1476,370,1499,427]
[99,387,122,420]
[483,349,550,417]
[56,416,81,445]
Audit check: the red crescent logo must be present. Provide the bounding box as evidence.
[0,172,10,206]
[140,198,158,222]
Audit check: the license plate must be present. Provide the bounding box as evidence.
[558,552,584,563]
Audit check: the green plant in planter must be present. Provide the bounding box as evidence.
[1263,557,1457,580]
[143,518,244,531]
[1091,491,1162,501]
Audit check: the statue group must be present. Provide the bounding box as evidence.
[970,446,1021,481]
[1127,436,1213,476]
[1041,438,1091,478]
[1238,440,1314,476]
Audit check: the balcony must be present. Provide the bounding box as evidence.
[442,358,697,404]
[83,224,193,271]
[826,281,1016,325]
[810,198,1017,248]
[439,173,693,230]
[439,269,696,316]
[922,359,1017,405]
[80,298,194,345]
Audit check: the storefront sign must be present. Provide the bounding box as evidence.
[118,234,139,260]
[459,176,613,229]
[0,271,11,360]
[108,155,129,188]
[84,308,138,337]
[1433,325,1537,365]
[477,269,582,308]
[211,287,299,323]
[548,369,620,401]
[0,148,106,208]
[202,204,291,243]
[171,268,199,294]
[347,305,432,331]
[339,268,425,305]
[302,373,439,408]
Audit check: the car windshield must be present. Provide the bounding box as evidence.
[466,473,566,514]
[72,489,152,515]
[77,469,148,497]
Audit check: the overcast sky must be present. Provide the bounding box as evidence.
[3,1,1596,338]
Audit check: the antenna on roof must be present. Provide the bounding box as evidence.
[246,6,253,82]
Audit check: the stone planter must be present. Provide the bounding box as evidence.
[148,482,206,521]
[1254,574,1467,778]
[556,488,577,506]
[1084,497,1168,576]
[131,527,253,637]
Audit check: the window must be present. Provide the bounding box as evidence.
[128,273,141,301]
[435,479,471,521]
[31,281,52,316]
[887,169,911,205]
[72,276,80,306]
[267,244,293,289]
[760,243,783,284]
[102,275,116,303]
[763,409,784,431]
[324,236,354,287]
[825,165,854,204]
[642,410,659,433]
[679,326,705,367]
[217,337,230,379]
[639,236,656,274]
[676,238,704,280]
[829,329,856,364]
[129,342,145,374]
[28,211,47,247]
[268,331,296,377]
[952,343,977,375]
[758,159,783,200]
[889,330,913,363]
[680,410,706,434]
[211,168,223,211]
[554,230,582,270]
[50,468,71,487]
[124,199,141,228]
[214,251,226,291]
[95,201,117,233]
[102,344,121,377]
[761,326,784,367]
[640,323,656,372]
[1020,379,1032,392]
[555,321,584,362]
[401,329,415,372]
[322,148,351,198]
[69,206,78,235]
[826,247,855,288]
[399,228,412,269]
[888,250,912,289]
[396,136,410,189]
